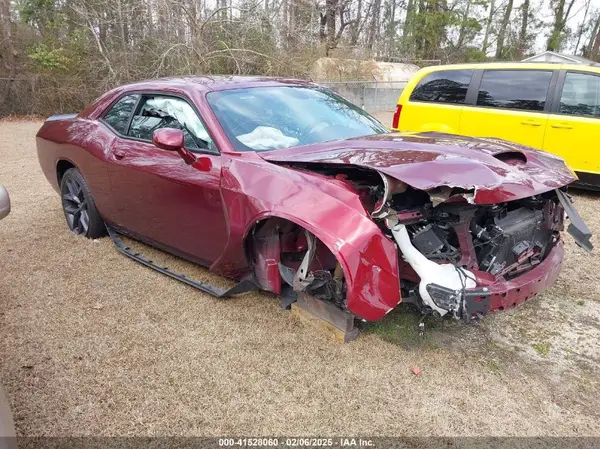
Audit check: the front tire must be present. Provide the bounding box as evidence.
[60,168,106,239]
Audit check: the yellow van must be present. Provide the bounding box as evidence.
[393,62,600,188]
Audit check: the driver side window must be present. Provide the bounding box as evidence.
[128,95,213,150]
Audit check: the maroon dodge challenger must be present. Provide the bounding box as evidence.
[36,76,591,324]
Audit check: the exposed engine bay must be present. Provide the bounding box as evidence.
[376,186,564,318]
[387,190,561,279]
[271,163,592,322]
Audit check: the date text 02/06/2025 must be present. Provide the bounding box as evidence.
[218,438,375,447]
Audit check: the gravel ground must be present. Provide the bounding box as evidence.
[0,120,599,437]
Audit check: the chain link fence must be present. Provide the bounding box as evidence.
[0,76,405,117]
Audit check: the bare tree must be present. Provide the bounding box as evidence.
[495,0,513,58]
[574,0,592,53]
[481,0,496,53]
[547,0,577,51]
[0,0,16,73]
[1,0,595,117]
[366,0,382,50]
[588,13,600,59]
[456,0,472,49]
[516,0,529,57]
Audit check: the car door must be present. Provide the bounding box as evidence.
[544,70,600,177]
[104,93,228,265]
[459,69,555,149]
[397,69,473,133]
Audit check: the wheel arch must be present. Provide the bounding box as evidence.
[241,210,402,321]
[56,159,77,185]
[242,213,350,297]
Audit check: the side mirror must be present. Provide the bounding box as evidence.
[152,128,196,165]
[152,128,184,152]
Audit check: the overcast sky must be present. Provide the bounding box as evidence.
[532,0,600,53]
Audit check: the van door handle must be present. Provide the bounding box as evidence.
[521,120,542,126]
[114,149,126,159]
[551,123,573,129]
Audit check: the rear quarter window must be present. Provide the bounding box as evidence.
[409,70,473,104]
[558,71,600,118]
[102,94,140,134]
[476,70,552,112]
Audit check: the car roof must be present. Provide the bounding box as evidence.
[119,75,316,93]
[80,75,319,120]
[415,62,600,75]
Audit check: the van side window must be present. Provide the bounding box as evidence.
[476,70,552,112]
[559,72,600,118]
[409,70,473,104]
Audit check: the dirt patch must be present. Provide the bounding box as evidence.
[0,121,599,437]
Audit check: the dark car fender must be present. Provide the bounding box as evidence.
[211,155,402,321]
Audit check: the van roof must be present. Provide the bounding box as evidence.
[417,62,600,74]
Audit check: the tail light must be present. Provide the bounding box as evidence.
[392,104,402,130]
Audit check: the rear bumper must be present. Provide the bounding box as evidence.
[463,241,564,318]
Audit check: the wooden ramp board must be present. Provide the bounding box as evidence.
[291,294,360,343]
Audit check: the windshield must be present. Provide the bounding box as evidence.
[206,86,388,152]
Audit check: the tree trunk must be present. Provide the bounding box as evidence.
[546,0,576,51]
[586,15,600,58]
[591,20,600,60]
[282,0,289,39]
[495,0,513,59]
[574,0,591,54]
[0,0,15,72]
[456,0,472,50]
[403,0,415,39]
[517,0,529,58]
[388,0,396,56]
[289,0,296,36]
[414,0,426,57]
[349,0,362,45]
[326,0,337,52]
[117,0,127,49]
[366,0,381,50]
[218,0,227,21]
[481,0,495,53]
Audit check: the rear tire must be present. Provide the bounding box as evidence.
[60,168,106,239]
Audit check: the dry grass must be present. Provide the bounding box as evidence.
[0,120,599,437]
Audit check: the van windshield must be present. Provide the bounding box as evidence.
[206,86,388,152]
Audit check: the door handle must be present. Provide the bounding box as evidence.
[521,120,542,126]
[550,123,573,129]
[114,149,126,159]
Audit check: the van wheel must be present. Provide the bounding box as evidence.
[60,168,106,239]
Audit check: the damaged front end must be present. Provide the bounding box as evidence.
[370,174,592,321]
[259,134,593,322]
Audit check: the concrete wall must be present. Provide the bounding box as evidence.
[371,111,395,127]
[321,83,405,113]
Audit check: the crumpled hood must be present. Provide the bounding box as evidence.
[259,132,577,204]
